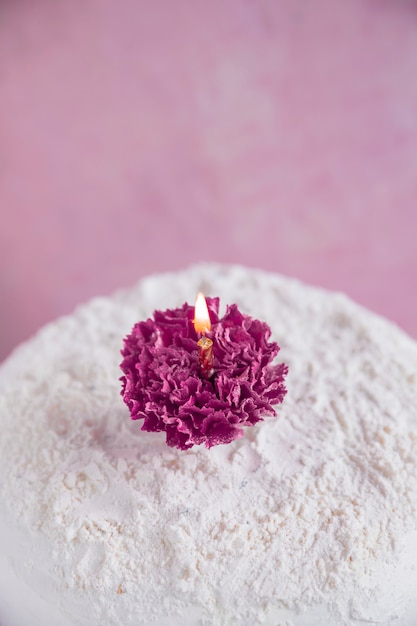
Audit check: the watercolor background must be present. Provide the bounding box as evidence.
[1,0,417,363]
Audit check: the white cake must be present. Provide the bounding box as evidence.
[0,264,417,626]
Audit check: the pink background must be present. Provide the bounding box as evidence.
[1,0,417,363]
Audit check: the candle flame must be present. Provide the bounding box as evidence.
[193,292,211,334]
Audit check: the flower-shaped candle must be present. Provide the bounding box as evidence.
[120,294,288,450]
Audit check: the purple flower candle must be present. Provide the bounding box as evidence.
[120,295,288,450]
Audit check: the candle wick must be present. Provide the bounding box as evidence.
[197,332,214,378]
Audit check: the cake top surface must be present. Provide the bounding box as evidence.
[1,264,417,625]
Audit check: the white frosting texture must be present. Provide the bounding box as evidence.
[0,264,417,626]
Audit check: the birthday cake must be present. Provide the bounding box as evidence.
[0,264,416,626]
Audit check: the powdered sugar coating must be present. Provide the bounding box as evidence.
[0,264,417,626]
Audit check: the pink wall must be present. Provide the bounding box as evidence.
[1,0,417,362]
